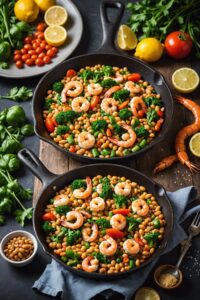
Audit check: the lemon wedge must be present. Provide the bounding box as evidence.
[172,68,199,93]
[44,25,67,46]
[135,287,160,300]
[117,24,137,50]
[44,5,68,26]
[189,133,200,157]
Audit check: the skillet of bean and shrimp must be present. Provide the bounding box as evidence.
[42,174,166,274]
[42,65,165,159]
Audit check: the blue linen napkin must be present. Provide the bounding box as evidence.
[33,186,200,300]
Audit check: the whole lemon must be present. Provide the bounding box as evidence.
[34,0,55,12]
[14,0,39,23]
[135,38,164,63]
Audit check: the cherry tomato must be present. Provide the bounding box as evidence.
[22,54,30,61]
[45,116,55,132]
[106,228,125,239]
[36,58,44,66]
[20,48,27,54]
[38,52,45,59]
[112,209,130,215]
[69,145,76,152]
[52,47,58,53]
[157,110,164,118]
[32,42,38,50]
[37,22,46,32]
[35,38,42,44]
[165,31,192,59]
[37,32,44,39]
[24,44,32,51]
[137,109,146,118]
[90,95,100,109]
[34,31,41,38]
[45,44,52,51]
[127,73,141,82]
[40,42,47,49]
[24,36,32,44]
[15,60,23,69]
[134,237,145,247]
[36,47,43,54]
[14,50,20,56]
[25,58,34,66]
[31,54,38,61]
[47,49,56,58]
[66,69,77,77]
[14,54,22,62]
[42,212,56,221]
[43,55,51,64]
[28,49,36,55]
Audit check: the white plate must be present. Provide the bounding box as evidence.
[0,0,83,79]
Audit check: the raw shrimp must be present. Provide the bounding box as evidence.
[90,197,105,211]
[108,124,137,148]
[78,132,95,149]
[123,239,140,255]
[61,211,84,229]
[132,199,149,217]
[73,176,92,199]
[114,181,132,196]
[82,256,99,272]
[125,81,141,97]
[130,97,147,117]
[53,194,70,207]
[100,98,118,114]
[87,83,103,96]
[61,81,83,102]
[104,86,121,98]
[153,155,178,174]
[71,97,90,113]
[82,223,99,242]
[99,235,117,256]
[110,214,127,230]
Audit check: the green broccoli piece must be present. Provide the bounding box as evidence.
[113,194,127,208]
[119,108,132,120]
[100,79,117,88]
[56,125,70,136]
[93,71,104,83]
[42,221,55,233]
[109,116,125,136]
[92,252,110,264]
[79,69,94,82]
[144,97,162,107]
[52,81,64,93]
[134,126,149,138]
[113,89,130,103]
[67,229,81,245]
[55,205,70,215]
[102,65,114,76]
[92,120,107,132]
[95,218,110,229]
[55,110,77,124]
[144,232,160,247]
[126,217,142,231]
[100,177,113,199]
[71,179,86,190]
[146,109,158,124]
[43,98,54,110]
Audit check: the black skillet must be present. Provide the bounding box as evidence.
[33,0,174,163]
[18,148,173,280]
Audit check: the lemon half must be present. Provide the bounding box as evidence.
[44,25,67,46]
[135,287,160,300]
[44,5,68,26]
[117,24,137,50]
[172,68,199,93]
[189,133,200,157]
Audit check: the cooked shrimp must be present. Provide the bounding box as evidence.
[80,210,91,218]
[130,97,147,117]
[96,183,102,194]
[78,132,95,149]
[110,214,127,230]
[100,98,118,114]
[155,118,164,131]
[71,97,90,113]
[123,239,140,255]
[108,124,137,148]
[53,194,70,207]
[153,155,178,174]
[90,197,105,211]
[61,81,83,102]
[114,71,124,83]
[132,199,149,217]
[104,85,121,98]
[82,223,99,242]
[125,81,141,97]
[61,211,84,229]
[99,235,117,256]
[87,83,103,96]
[114,181,132,196]
[82,256,99,272]
[73,176,92,199]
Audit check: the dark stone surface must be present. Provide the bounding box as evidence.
[0,1,199,299]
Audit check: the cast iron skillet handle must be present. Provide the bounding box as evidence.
[97,0,124,53]
[18,148,58,188]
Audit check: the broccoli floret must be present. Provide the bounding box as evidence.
[134,126,149,138]
[79,70,94,82]
[93,71,104,83]
[56,125,70,136]
[100,79,117,88]
[67,229,81,245]
[52,81,64,93]
[100,177,113,199]
[144,232,159,247]
[102,65,114,76]
[42,221,55,233]
[55,205,70,215]
[144,97,162,107]
[71,179,86,190]
[127,217,142,231]
[119,108,132,120]
[55,110,77,124]
[95,218,110,229]
[113,194,127,208]
[113,89,130,103]
[146,109,158,124]
[92,252,110,264]
[109,116,126,136]
[92,120,107,132]
[43,98,54,110]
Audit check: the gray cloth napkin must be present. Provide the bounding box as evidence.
[33,186,200,300]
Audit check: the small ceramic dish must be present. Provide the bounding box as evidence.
[154,264,183,289]
[0,230,38,267]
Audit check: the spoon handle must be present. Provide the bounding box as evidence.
[175,236,192,269]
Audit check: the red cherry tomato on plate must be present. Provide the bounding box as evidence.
[24,36,32,44]
[15,60,23,69]
[14,50,20,56]
[25,58,34,66]
[35,58,44,66]
[20,48,27,54]
[45,44,52,51]
[22,54,30,61]
[31,54,38,61]
[38,52,45,59]
[47,49,56,58]
[127,73,141,82]
[37,22,46,32]
[42,212,56,221]
[24,44,32,51]
[165,31,192,59]
[112,209,130,215]
[14,54,22,62]
[43,55,51,64]
[106,228,125,239]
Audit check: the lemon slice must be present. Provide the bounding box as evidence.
[44,5,68,26]
[44,25,67,46]
[135,287,160,300]
[117,24,137,50]
[189,133,200,157]
[172,68,199,93]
